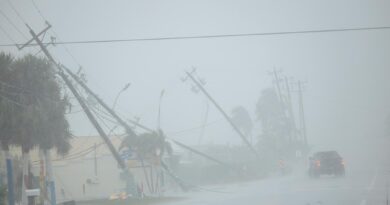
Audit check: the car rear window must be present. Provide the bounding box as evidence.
[314,151,340,159]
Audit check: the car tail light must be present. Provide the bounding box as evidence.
[315,160,321,167]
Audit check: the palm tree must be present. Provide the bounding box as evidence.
[120,129,172,159]
[0,52,16,151]
[0,54,71,204]
[119,129,172,194]
[0,52,18,205]
[231,106,254,143]
[256,88,289,139]
[256,88,291,160]
[0,53,71,204]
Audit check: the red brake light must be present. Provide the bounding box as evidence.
[315,160,321,167]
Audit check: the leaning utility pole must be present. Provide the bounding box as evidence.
[62,63,242,190]
[297,80,308,147]
[185,71,259,159]
[62,64,236,184]
[63,64,239,172]
[18,23,136,201]
[61,64,137,137]
[21,23,128,171]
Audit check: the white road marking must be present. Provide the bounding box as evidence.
[361,168,379,205]
[366,168,378,191]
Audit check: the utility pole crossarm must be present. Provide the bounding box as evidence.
[18,23,51,50]
[297,80,308,147]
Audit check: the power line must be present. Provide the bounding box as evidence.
[1,25,390,47]
[76,86,120,134]
[2,1,50,54]
[91,106,126,144]
[167,119,221,137]
[0,8,41,54]
[91,106,116,130]
[52,30,82,66]
[0,23,17,44]
[66,109,83,114]
[0,9,28,39]
[31,0,46,21]
[29,0,82,67]
[91,105,119,125]
[31,0,102,113]
[5,0,27,24]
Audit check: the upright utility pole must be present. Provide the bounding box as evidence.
[18,24,136,200]
[269,69,293,144]
[157,89,165,130]
[271,68,284,104]
[297,80,308,147]
[185,71,259,159]
[285,77,298,142]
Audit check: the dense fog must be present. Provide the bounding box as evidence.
[0,1,389,205]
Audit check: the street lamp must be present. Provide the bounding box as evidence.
[157,89,165,130]
[112,83,131,110]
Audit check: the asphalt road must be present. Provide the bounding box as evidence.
[164,137,390,205]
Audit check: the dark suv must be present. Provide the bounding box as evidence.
[308,151,345,177]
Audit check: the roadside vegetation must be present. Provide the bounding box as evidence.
[0,52,71,204]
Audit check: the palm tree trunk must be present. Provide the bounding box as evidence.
[150,165,154,194]
[38,149,47,204]
[21,150,29,205]
[44,150,56,205]
[140,158,152,194]
[4,147,15,205]
[155,158,163,196]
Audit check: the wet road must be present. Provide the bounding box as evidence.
[165,137,390,205]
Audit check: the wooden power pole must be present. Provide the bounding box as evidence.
[297,80,308,147]
[185,71,260,159]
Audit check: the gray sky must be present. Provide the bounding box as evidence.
[1,0,389,147]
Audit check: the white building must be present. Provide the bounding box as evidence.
[26,135,175,203]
